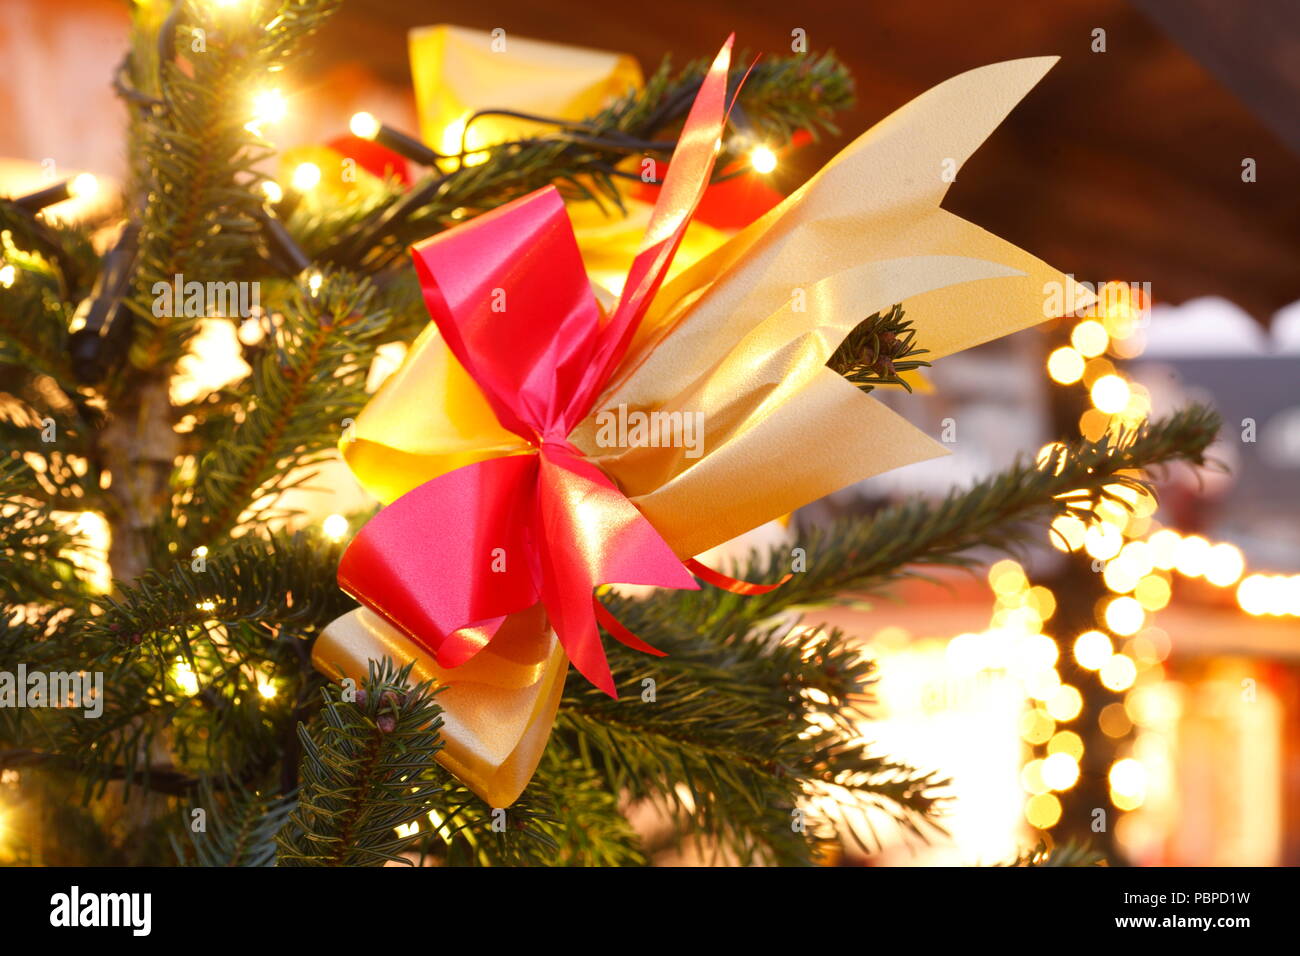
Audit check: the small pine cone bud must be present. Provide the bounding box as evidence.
[353,689,367,708]
[873,356,896,378]
[380,690,401,710]
[878,332,899,353]
[377,714,396,733]
[319,310,335,329]
[129,633,142,645]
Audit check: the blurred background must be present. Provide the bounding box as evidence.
[2,0,1297,865]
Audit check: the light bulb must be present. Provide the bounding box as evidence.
[291,162,322,192]
[749,145,778,174]
[350,111,381,140]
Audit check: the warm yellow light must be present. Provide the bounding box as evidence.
[1046,684,1083,722]
[1048,730,1084,760]
[1147,529,1181,570]
[68,172,99,200]
[1173,534,1210,578]
[350,111,382,140]
[1105,596,1145,636]
[251,88,287,126]
[1099,702,1132,738]
[1103,557,1141,594]
[1204,542,1245,587]
[1109,758,1147,808]
[1133,574,1172,611]
[1046,346,1085,385]
[1084,522,1123,561]
[1071,320,1109,358]
[1036,441,1068,474]
[1049,513,1087,552]
[1019,708,1056,745]
[749,145,778,174]
[1020,759,1048,795]
[173,661,200,696]
[1027,585,1057,621]
[322,513,348,541]
[307,271,324,295]
[260,180,284,204]
[1090,374,1131,414]
[1073,630,1113,670]
[1025,792,1062,829]
[1236,574,1270,615]
[1041,752,1080,791]
[987,559,1027,596]
[291,162,322,192]
[1100,653,1138,692]
[0,264,14,289]
[257,678,277,699]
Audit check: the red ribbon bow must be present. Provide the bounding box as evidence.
[339,37,784,696]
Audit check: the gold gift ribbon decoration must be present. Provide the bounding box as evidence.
[315,55,1095,807]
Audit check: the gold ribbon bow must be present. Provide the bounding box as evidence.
[316,55,1093,807]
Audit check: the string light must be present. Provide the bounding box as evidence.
[322,513,348,540]
[348,110,439,166]
[1070,320,1109,358]
[12,173,99,212]
[248,88,287,133]
[1090,374,1130,414]
[0,264,14,288]
[290,162,322,192]
[1073,630,1113,670]
[259,180,284,205]
[749,145,778,174]
[1046,346,1085,384]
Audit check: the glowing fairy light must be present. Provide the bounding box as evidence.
[1090,374,1131,414]
[0,264,14,289]
[1041,752,1080,791]
[1104,596,1145,636]
[1073,630,1113,670]
[1099,653,1138,692]
[1204,542,1245,587]
[290,162,322,192]
[749,145,778,174]
[260,180,284,204]
[1109,758,1147,809]
[1070,320,1109,358]
[173,660,200,696]
[1046,346,1085,385]
[349,111,382,140]
[250,88,287,128]
[322,513,348,541]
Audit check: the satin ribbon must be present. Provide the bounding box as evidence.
[319,51,1096,805]
[338,38,740,698]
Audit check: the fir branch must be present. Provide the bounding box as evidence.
[174,777,295,866]
[125,0,342,369]
[827,303,931,393]
[658,404,1221,628]
[175,271,386,548]
[86,530,352,646]
[328,51,854,270]
[0,460,87,605]
[276,658,444,866]
[0,251,78,387]
[1004,840,1107,867]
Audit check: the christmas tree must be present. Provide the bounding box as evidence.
[0,0,1218,867]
